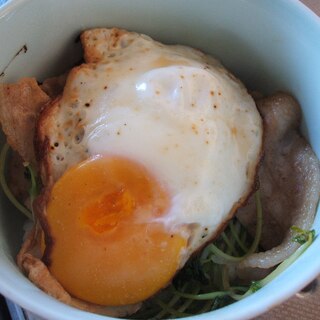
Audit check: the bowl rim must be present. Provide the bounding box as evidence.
[0,0,319,319]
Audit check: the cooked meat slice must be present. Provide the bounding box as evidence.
[40,73,68,99]
[237,92,320,268]
[0,78,50,164]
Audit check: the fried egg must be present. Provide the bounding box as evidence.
[37,28,262,307]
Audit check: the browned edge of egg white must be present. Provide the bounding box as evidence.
[33,96,63,267]
[34,95,62,185]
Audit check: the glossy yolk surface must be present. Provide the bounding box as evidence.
[45,156,187,306]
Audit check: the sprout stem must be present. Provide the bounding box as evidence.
[208,190,263,263]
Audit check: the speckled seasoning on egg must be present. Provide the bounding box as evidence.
[33,28,263,307]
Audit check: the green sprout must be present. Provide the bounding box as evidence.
[0,143,39,220]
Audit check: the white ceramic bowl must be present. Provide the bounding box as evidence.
[0,0,319,319]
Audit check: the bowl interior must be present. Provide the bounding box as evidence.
[0,0,319,319]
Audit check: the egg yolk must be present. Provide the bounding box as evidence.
[45,156,186,306]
